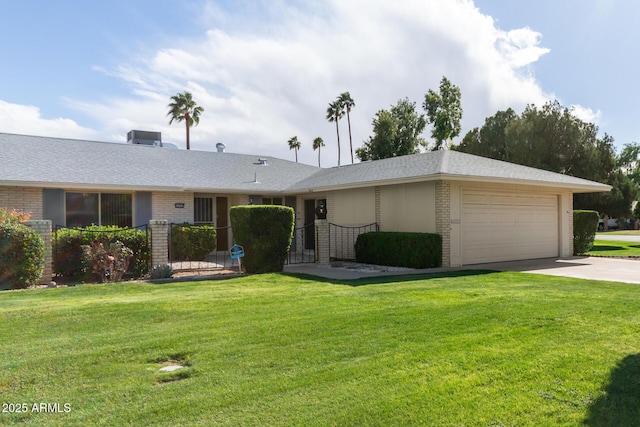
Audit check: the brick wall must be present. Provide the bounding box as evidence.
[435,181,451,267]
[149,220,169,267]
[567,193,574,256]
[151,191,194,224]
[0,186,43,220]
[374,186,381,224]
[315,219,330,264]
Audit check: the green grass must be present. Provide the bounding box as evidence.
[587,240,640,257]
[1,272,640,426]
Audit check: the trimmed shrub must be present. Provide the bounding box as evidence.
[574,210,599,255]
[0,222,45,289]
[230,205,294,273]
[54,226,150,279]
[355,231,442,268]
[170,224,217,261]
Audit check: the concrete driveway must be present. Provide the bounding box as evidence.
[595,234,640,242]
[285,257,640,284]
[462,257,640,284]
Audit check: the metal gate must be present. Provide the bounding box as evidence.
[329,222,379,261]
[285,222,316,264]
[169,224,237,272]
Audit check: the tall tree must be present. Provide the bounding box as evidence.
[618,142,640,185]
[326,100,345,166]
[356,98,427,161]
[423,76,463,150]
[287,136,301,162]
[312,137,325,167]
[456,108,517,159]
[453,101,636,217]
[167,91,204,150]
[338,92,356,164]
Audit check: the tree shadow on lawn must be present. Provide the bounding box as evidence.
[590,245,626,252]
[584,353,640,426]
[284,269,498,287]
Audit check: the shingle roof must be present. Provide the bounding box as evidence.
[287,150,611,193]
[0,133,610,194]
[0,133,320,193]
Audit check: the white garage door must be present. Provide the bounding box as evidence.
[461,190,559,264]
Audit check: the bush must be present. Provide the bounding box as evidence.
[150,264,174,279]
[83,240,133,283]
[574,210,599,255]
[355,232,442,268]
[0,222,45,289]
[170,224,217,261]
[54,226,150,279]
[0,207,31,224]
[230,205,294,273]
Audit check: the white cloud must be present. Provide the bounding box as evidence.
[496,27,551,68]
[570,104,602,125]
[4,0,563,166]
[0,100,97,140]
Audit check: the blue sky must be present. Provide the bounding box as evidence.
[1,0,637,167]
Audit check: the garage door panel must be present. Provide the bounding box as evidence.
[461,190,559,264]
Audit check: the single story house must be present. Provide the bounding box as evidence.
[0,131,610,267]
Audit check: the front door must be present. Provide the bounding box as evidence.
[304,199,316,250]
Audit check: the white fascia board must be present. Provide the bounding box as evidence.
[285,173,612,194]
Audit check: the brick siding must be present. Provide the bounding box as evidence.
[0,186,43,220]
[435,181,451,267]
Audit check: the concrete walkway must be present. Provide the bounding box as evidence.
[284,257,640,284]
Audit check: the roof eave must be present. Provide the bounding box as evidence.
[0,180,298,195]
[285,173,612,194]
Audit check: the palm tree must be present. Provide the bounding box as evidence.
[326,100,345,166]
[312,137,325,167]
[288,136,301,162]
[338,92,355,164]
[167,91,204,150]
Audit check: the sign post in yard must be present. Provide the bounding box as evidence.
[230,244,245,272]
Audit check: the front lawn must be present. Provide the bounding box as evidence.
[587,240,640,257]
[1,272,639,426]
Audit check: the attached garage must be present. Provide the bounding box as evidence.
[288,150,611,267]
[460,189,559,264]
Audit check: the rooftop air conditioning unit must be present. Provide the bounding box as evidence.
[127,130,162,147]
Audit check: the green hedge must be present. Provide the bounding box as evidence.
[54,226,150,279]
[355,232,442,268]
[170,224,217,261]
[0,222,45,289]
[230,205,294,273]
[573,210,599,255]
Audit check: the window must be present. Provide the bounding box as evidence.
[194,197,213,223]
[101,194,132,227]
[66,193,99,228]
[65,192,132,228]
[262,197,283,205]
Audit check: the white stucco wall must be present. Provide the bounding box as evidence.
[379,181,436,233]
[329,187,376,225]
